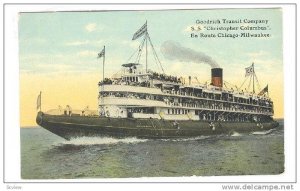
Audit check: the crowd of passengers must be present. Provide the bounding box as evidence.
[99,77,271,107]
[99,78,151,87]
[100,89,272,107]
[99,72,182,86]
[151,72,182,83]
[100,92,273,114]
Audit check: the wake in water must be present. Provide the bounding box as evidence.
[230,132,243,137]
[252,129,275,135]
[53,136,148,146]
[160,135,213,142]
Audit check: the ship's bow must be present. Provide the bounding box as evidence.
[36,111,44,126]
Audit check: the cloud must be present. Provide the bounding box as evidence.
[247,51,269,58]
[77,50,98,57]
[64,40,103,47]
[19,52,96,74]
[36,63,73,71]
[121,40,140,49]
[20,37,47,45]
[85,23,97,32]
[65,40,90,46]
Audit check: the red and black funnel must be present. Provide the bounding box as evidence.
[211,68,223,87]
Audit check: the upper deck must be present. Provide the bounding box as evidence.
[98,63,273,108]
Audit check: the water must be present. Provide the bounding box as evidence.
[21,121,284,179]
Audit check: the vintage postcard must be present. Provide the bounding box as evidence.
[18,8,285,180]
[2,2,299,191]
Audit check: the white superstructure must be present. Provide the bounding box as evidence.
[97,22,273,122]
[98,64,273,122]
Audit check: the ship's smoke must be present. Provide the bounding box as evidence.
[160,41,219,68]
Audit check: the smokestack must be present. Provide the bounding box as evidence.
[211,68,223,87]
[188,76,191,85]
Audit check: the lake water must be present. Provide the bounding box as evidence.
[21,121,284,179]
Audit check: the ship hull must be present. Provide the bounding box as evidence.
[36,112,279,140]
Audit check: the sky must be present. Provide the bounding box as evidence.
[19,8,283,126]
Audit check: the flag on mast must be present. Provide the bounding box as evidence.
[132,22,147,40]
[36,91,41,111]
[258,85,268,96]
[97,47,105,58]
[245,63,254,77]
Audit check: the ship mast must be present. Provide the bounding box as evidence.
[102,46,105,112]
[98,46,105,116]
[131,21,165,74]
[239,62,261,94]
[252,63,255,93]
[146,31,148,73]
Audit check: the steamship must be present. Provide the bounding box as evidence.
[36,22,278,140]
